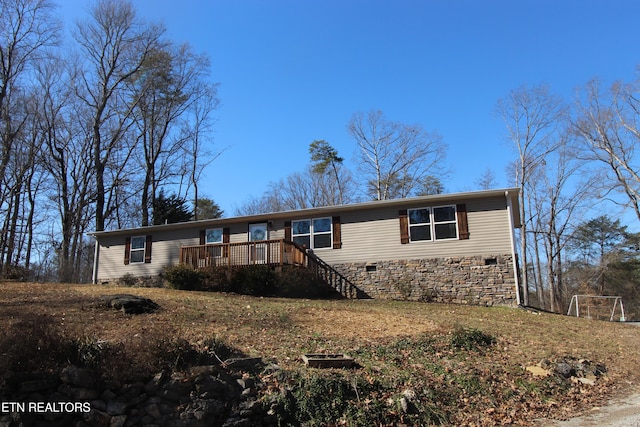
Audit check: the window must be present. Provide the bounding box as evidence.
[433,206,458,239]
[292,217,332,249]
[205,228,223,244]
[130,236,146,263]
[407,205,458,242]
[409,208,431,241]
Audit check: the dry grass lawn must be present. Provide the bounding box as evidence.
[1,281,639,425]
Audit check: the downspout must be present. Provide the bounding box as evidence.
[506,190,522,306]
[92,237,99,284]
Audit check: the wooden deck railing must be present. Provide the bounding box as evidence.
[179,239,363,299]
[179,239,306,269]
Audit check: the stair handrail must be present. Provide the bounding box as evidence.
[287,241,362,299]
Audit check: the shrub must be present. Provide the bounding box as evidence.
[0,315,74,380]
[229,265,278,296]
[163,264,207,291]
[276,266,337,299]
[450,327,496,351]
[201,266,233,292]
[71,335,110,368]
[118,273,138,287]
[1,265,31,281]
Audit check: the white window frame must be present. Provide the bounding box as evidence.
[292,217,333,250]
[432,205,458,240]
[408,207,432,242]
[130,236,146,263]
[408,205,458,242]
[205,228,223,245]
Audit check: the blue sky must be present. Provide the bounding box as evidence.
[59,0,640,216]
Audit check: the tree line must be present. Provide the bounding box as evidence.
[2,0,639,314]
[234,109,448,215]
[237,80,640,316]
[497,80,640,316]
[0,0,220,282]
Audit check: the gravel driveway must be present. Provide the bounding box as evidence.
[545,392,640,427]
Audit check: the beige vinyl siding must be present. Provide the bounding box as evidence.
[316,197,512,264]
[96,229,201,281]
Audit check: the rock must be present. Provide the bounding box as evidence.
[61,365,98,389]
[106,399,129,416]
[399,396,409,412]
[109,414,127,427]
[145,371,168,394]
[402,388,416,402]
[91,399,107,412]
[526,366,550,377]
[145,403,163,419]
[195,376,229,398]
[99,294,160,314]
[238,399,261,416]
[577,377,596,386]
[236,378,254,391]
[555,362,576,378]
[83,408,111,427]
[222,417,252,427]
[58,383,101,400]
[224,357,263,371]
[18,376,59,393]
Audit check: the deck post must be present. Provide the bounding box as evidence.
[280,240,284,267]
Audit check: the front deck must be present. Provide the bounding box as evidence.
[179,239,363,298]
[180,239,306,269]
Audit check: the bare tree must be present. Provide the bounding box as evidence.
[475,167,498,190]
[180,82,221,221]
[73,0,163,231]
[0,0,59,276]
[573,78,640,222]
[348,110,447,200]
[234,165,357,216]
[131,43,216,226]
[0,0,59,184]
[496,84,565,306]
[267,166,356,211]
[531,140,592,312]
[37,56,97,282]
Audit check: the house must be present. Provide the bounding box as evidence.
[89,188,522,306]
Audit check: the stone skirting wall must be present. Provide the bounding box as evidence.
[331,255,518,306]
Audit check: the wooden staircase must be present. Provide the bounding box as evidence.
[302,247,366,299]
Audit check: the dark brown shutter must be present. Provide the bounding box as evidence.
[332,216,342,249]
[223,227,230,256]
[124,237,131,265]
[399,209,409,244]
[144,235,153,263]
[284,221,292,241]
[198,230,206,259]
[456,204,470,240]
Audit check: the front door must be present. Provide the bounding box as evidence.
[248,223,268,263]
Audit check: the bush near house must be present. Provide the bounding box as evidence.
[161,264,339,299]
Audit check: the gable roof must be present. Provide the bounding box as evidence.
[88,188,521,238]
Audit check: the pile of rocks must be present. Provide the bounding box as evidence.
[526,356,607,385]
[0,358,283,427]
[97,294,160,314]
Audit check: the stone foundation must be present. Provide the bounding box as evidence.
[331,255,518,306]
